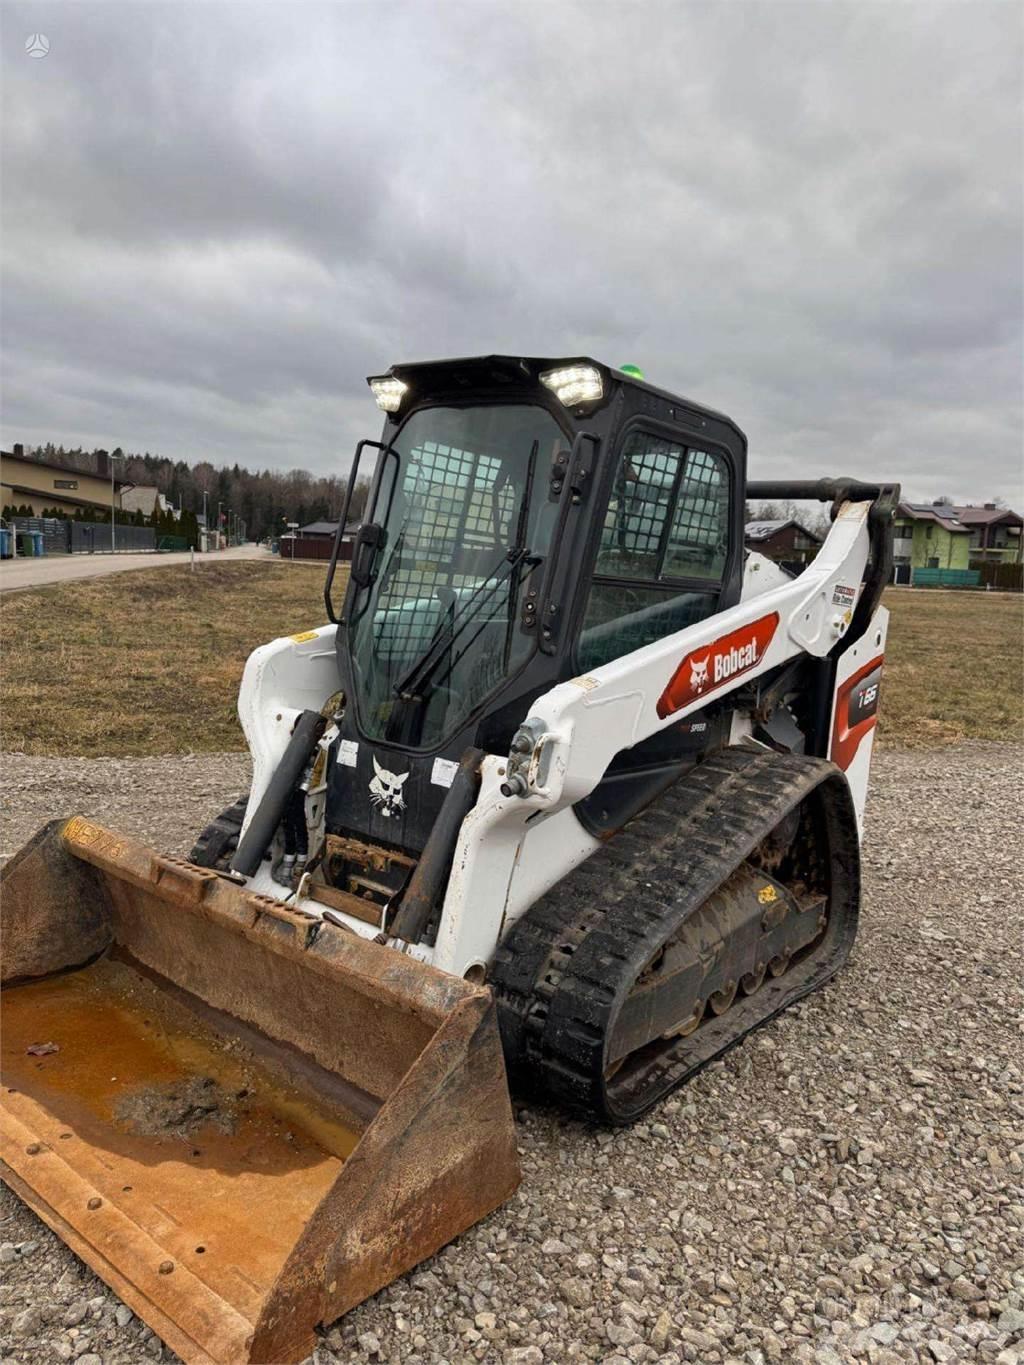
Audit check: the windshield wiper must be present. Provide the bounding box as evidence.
[392,439,541,705]
[392,546,531,703]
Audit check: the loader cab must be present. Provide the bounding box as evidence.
[326,356,747,854]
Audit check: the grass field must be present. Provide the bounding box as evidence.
[0,563,1020,756]
[879,588,1023,747]
[0,561,328,757]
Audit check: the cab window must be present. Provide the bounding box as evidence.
[578,430,730,672]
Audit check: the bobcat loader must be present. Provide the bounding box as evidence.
[1,356,897,1364]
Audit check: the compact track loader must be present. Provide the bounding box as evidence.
[1,356,897,1363]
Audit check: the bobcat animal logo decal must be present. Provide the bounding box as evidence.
[689,656,710,692]
[369,756,409,818]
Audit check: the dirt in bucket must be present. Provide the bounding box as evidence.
[114,1073,242,1141]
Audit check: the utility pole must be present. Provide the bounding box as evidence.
[202,490,208,552]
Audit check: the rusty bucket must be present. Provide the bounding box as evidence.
[0,817,520,1365]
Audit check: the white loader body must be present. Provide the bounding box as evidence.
[237,498,886,979]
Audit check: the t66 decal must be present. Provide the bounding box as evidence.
[831,655,884,771]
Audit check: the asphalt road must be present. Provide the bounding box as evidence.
[0,542,268,592]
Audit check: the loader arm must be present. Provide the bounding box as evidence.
[430,493,887,975]
[502,495,880,806]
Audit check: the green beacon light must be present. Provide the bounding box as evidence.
[620,363,646,381]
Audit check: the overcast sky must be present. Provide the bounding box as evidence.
[2,2,1021,504]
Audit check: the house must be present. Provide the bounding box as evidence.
[279,519,361,562]
[1,445,128,518]
[948,504,1023,564]
[893,502,972,573]
[121,485,174,518]
[296,520,349,538]
[745,519,822,566]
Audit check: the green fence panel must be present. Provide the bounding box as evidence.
[912,568,981,588]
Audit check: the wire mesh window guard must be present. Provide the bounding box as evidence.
[579,431,730,671]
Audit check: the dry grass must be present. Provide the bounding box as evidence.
[1,564,1020,756]
[878,588,1023,747]
[1,561,331,756]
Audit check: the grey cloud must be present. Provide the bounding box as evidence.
[1,0,1021,504]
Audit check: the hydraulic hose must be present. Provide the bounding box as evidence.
[230,710,326,878]
[388,747,484,944]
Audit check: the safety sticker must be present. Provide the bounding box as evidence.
[568,675,600,691]
[831,584,857,610]
[431,757,459,788]
[290,630,319,643]
[337,739,359,768]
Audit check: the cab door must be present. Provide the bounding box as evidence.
[572,422,741,833]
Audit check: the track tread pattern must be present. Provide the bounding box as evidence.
[492,746,859,1123]
[188,794,249,869]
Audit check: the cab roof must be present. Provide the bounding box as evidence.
[371,354,742,438]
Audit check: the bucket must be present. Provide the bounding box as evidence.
[1,818,520,1364]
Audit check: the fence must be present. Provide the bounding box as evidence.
[911,567,981,589]
[975,560,1023,592]
[69,520,157,553]
[7,517,74,555]
[7,516,157,555]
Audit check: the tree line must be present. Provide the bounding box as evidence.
[14,444,370,542]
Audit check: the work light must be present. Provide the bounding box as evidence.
[369,376,408,413]
[540,364,603,408]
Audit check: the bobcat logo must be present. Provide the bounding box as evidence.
[369,756,409,818]
[689,655,710,692]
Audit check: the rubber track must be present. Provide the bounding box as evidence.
[188,793,249,869]
[492,746,860,1123]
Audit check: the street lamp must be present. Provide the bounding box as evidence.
[109,453,125,553]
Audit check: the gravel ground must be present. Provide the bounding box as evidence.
[1,743,1022,1365]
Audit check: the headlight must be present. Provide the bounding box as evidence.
[369,376,408,413]
[540,364,603,408]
